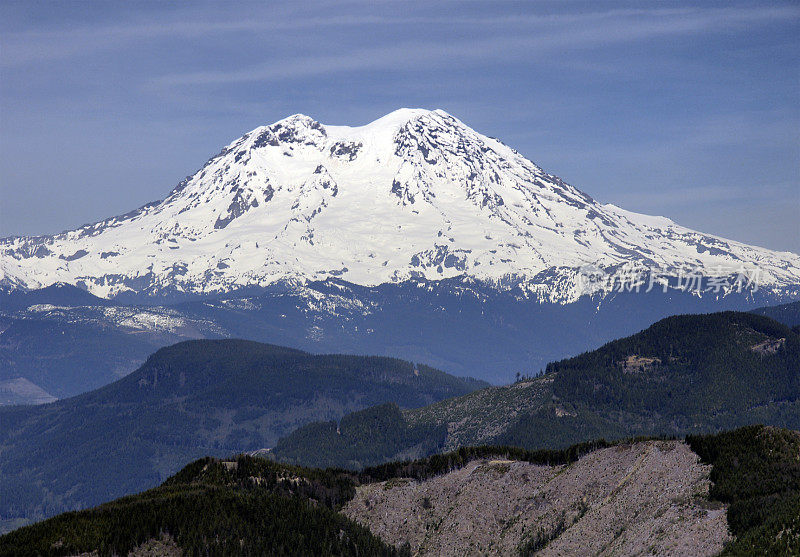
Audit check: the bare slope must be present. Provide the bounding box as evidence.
[344,440,730,556]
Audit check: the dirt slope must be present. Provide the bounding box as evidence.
[343,440,730,556]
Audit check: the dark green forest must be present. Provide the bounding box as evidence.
[273,403,449,469]
[547,312,800,419]
[687,425,800,555]
[0,456,404,557]
[273,312,800,468]
[357,437,624,482]
[3,426,797,555]
[0,339,483,530]
[501,313,800,448]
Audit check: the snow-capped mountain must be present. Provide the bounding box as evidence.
[2,109,799,302]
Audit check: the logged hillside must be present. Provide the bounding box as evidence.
[345,440,729,556]
[5,426,796,556]
[0,339,483,532]
[272,312,800,469]
[343,425,800,556]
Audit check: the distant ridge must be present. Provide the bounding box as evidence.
[271,311,800,469]
[0,339,484,530]
[751,300,800,327]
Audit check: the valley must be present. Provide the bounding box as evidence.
[3,5,799,556]
[0,340,483,531]
[1,306,797,543]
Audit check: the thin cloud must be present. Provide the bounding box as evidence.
[143,6,799,88]
[3,5,796,68]
[0,15,392,66]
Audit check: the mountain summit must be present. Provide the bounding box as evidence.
[2,109,799,301]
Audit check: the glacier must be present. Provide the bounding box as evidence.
[2,108,798,303]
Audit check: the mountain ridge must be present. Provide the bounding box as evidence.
[270,310,800,469]
[0,338,484,530]
[1,278,793,402]
[4,426,799,556]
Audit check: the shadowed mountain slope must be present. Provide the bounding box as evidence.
[272,311,800,469]
[0,339,483,530]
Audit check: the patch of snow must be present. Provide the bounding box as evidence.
[1,109,798,303]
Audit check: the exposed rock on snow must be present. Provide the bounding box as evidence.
[2,109,798,302]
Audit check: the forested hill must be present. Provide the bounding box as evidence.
[0,339,484,532]
[2,425,797,556]
[545,311,799,420]
[272,311,800,469]
[751,300,800,327]
[0,454,405,557]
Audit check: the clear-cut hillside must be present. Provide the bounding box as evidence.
[343,441,730,556]
[2,109,798,302]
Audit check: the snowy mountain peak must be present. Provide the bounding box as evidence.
[2,109,799,302]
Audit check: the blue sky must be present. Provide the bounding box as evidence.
[1,1,798,252]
